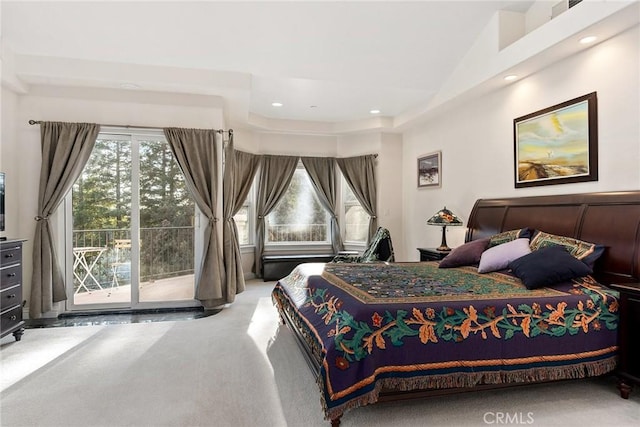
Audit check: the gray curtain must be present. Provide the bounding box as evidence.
[222,137,260,302]
[254,155,299,277]
[164,128,224,307]
[31,121,100,319]
[301,156,343,254]
[336,154,378,244]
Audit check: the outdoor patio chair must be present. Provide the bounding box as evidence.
[110,239,131,290]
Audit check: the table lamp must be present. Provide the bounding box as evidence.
[427,206,463,252]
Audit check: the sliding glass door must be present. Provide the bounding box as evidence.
[66,130,199,310]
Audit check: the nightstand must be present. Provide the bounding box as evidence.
[417,247,450,261]
[609,282,640,398]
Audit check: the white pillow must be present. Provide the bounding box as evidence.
[477,238,531,273]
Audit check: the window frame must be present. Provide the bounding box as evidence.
[64,128,202,312]
[235,184,254,247]
[264,161,332,250]
[340,174,368,248]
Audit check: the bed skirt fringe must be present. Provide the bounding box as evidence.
[322,356,617,421]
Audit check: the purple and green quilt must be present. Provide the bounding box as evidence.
[271,262,619,420]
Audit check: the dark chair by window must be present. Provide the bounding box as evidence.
[332,227,395,263]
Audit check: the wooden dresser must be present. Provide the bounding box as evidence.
[1,239,26,341]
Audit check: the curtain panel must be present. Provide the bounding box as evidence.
[31,121,100,319]
[336,155,378,244]
[301,156,343,254]
[222,140,261,302]
[254,155,299,278]
[164,127,225,307]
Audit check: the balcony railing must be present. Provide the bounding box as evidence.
[266,223,328,243]
[72,227,194,292]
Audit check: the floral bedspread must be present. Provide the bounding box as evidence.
[271,262,619,421]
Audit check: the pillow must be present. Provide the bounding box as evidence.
[508,245,593,289]
[529,230,604,268]
[439,238,490,268]
[488,228,531,248]
[477,238,531,273]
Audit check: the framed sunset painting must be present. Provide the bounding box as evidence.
[514,92,598,188]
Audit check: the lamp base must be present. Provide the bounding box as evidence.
[437,226,451,252]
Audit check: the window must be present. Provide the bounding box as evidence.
[266,162,329,244]
[234,187,253,246]
[342,178,369,243]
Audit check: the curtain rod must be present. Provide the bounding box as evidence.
[28,120,233,135]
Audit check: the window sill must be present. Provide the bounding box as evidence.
[240,245,255,254]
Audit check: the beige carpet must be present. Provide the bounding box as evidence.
[1,281,639,427]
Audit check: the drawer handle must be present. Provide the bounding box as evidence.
[5,254,14,258]
[10,315,17,321]
[7,294,17,299]
[7,273,16,277]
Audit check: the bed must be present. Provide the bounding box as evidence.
[271,191,640,425]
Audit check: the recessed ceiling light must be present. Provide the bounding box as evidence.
[504,75,518,81]
[579,36,597,44]
[369,109,381,114]
[271,102,283,107]
[120,83,140,90]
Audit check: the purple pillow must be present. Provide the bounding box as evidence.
[439,238,490,268]
[478,238,531,273]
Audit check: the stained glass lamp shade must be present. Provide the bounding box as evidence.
[427,207,463,252]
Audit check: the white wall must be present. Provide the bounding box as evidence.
[378,133,404,260]
[0,88,19,240]
[402,25,640,260]
[256,132,338,156]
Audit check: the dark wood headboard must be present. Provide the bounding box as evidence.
[465,191,640,285]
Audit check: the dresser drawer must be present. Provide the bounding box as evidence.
[1,284,22,311]
[1,245,23,267]
[0,239,26,342]
[1,305,23,335]
[0,265,21,290]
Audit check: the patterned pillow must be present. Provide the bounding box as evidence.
[488,228,531,248]
[529,231,604,267]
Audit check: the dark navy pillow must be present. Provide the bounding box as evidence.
[508,245,593,290]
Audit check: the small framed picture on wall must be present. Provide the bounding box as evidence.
[417,151,441,188]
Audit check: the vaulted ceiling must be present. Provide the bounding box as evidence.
[2,1,637,133]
